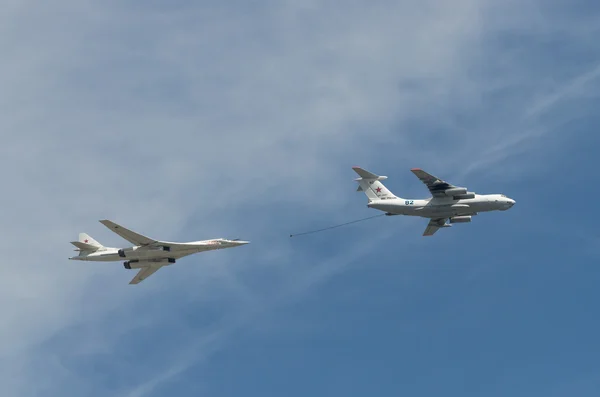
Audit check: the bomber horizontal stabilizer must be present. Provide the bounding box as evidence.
[70,241,101,251]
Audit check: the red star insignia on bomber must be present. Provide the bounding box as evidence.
[84,239,89,243]
[375,187,382,193]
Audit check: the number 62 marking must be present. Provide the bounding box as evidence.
[405,200,414,205]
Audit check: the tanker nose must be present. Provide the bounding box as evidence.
[504,198,515,209]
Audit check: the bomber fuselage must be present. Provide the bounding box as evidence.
[69,240,248,262]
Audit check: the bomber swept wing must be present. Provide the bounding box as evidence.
[129,266,162,284]
[410,169,473,199]
[100,220,158,246]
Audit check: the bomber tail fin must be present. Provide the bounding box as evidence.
[70,233,103,251]
[352,166,397,202]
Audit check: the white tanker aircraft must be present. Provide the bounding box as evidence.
[353,167,515,236]
[69,220,249,284]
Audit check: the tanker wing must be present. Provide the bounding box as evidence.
[410,168,470,198]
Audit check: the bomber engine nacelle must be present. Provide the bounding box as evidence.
[123,258,176,269]
[450,216,472,224]
[444,187,467,196]
[123,260,140,269]
[453,192,475,200]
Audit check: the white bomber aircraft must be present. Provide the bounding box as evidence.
[69,220,249,284]
[353,167,515,236]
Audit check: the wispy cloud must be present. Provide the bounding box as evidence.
[123,223,394,397]
[462,61,600,177]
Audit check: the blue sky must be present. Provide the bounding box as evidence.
[1,0,599,396]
